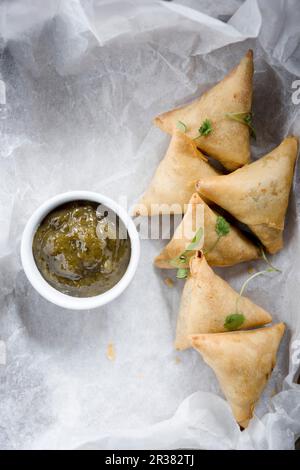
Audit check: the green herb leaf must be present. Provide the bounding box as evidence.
[170,226,203,268]
[176,268,188,279]
[169,255,187,268]
[176,120,188,133]
[215,216,230,238]
[169,258,180,267]
[260,246,281,273]
[225,112,256,139]
[224,313,245,331]
[203,217,230,255]
[198,119,213,137]
[186,227,203,251]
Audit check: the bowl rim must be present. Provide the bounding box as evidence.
[20,191,140,310]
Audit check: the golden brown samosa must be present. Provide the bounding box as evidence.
[133,131,218,216]
[154,50,253,170]
[154,193,259,268]
[196,136,298,253]
[175,252,272,350]
[191,323,285,428]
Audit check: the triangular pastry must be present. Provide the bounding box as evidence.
[154,50,254,170]
[154,193,259,268]
[133,131,218,216]
[196,137,298,253]
[191,323,285,428]
[175,252,272,350]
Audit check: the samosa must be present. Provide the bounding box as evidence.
[175,252,272,350]
[154,50,253,170]
[154,193,259,269]
[196,136,298,253]
[133,131,218,216]
[191,323,285,428]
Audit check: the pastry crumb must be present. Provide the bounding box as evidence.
[164,277,174,288]
[175,356,181,364]
[106,342,116,361]
[247,266,255,274]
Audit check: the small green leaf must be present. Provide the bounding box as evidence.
[186,227,203,251]
[260,246,281,273]
[177,120,187,133]
[224,313,245,331]
[198,119,213,137]
[169,258,180,267]
[169,255,186,268]
[215,216,230,238]
[176,268,188,279]
[191,227,203,244]
[225,112,256,139]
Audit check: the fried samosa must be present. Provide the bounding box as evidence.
[196,136,298,253]
[191,323,285,428]
[154,193,259,269]
[154,50,253,171]
[175,252,272,350]
[133,131,218,216]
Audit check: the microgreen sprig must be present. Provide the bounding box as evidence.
[176,268,189,279]
[176,120,188,133]
[260,246,281,273]
[224,313,245,331]
[186,227,204,251]
[203,215,230,255]
[225,112,256,139]
[193,119,213,139]
[224,251,281,331]
[171,226,204,279]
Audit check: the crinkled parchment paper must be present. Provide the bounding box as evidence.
[0,0,300,450]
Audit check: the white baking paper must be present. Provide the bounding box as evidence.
[0,0,300,450]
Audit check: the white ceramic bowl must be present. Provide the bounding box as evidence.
[21,191,140,310]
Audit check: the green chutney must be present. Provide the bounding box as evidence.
[32,201,131,297]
